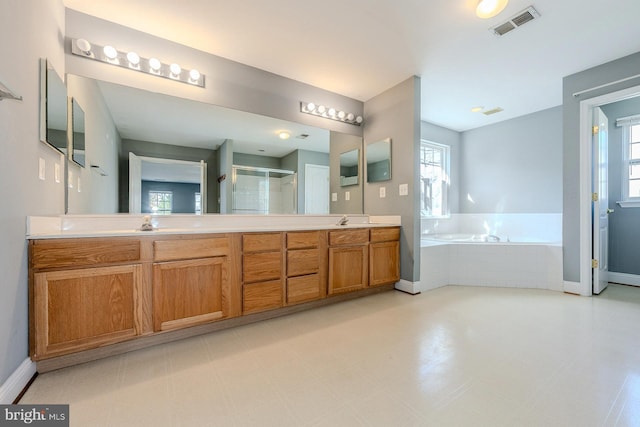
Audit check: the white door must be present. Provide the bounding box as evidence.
[129,152,142,214]
[200,160,207,214]
[593,107,610,294]
[305,164,329,214]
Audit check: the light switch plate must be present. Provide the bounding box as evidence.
[38,158,46,181]
[331,192,338,202]
[77,176,82,192]
[68,171,74,188]
[399,183,409,196]
[345,191,350,201]
[54,163,61,183]
[379,187,386,198]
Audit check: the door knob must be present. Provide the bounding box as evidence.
[607,208,615,214]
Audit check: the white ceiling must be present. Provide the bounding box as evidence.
[64,0,640,131]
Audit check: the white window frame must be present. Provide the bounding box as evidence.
[616,116,640,207]
[420,140,450,218]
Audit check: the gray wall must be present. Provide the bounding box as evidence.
[233,152,281,169]
[421,121,462,214]
[460,106,563,213]
[601,97,640,275]
[65,10,363,138]
[563,50,640,282]
[0,0,65,394]
[120,139,217,213]
[330,132,364,214]
[364,76,421,283]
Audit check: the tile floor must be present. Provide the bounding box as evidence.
[20,284,640,426]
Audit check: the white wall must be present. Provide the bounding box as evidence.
[0,0,65,395]
[460,106,563,214]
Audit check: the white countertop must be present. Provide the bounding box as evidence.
[27,214,401,239]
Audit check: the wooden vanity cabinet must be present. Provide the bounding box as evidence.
[152,236,237,332]
[29,238,146,360]
[369,227,401,287]
[285,231,327,305]
[242,233,285,314]
[327,229,369,295]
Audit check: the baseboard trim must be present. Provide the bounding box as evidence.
[608,272,640,287]
[563,280,582,295]
[0,358,36,404]
[395,279,421,295]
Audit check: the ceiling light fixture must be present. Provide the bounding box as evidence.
[278,131,290,140]
[471,106,484,113]
[300,102,363,126]
[476,0,509,19]
[70,38,205,87]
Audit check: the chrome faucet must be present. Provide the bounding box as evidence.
[140,215,154,231]
[336,215,349,226]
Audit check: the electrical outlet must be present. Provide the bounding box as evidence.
[38,158,46,181]
[379,187,386,198]
[54,163,61,183]
[345,191,350,201]
[331,193,338,202]
[399,183,409,196]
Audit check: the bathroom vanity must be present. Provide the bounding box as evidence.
[27,215,400,371]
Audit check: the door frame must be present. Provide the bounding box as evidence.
[575,85,640,296]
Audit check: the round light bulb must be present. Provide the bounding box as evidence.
[347,113,355,121]
[148,57,161,71]
[337,111,346,120]
[170,63,182,76]
[189,69,201,81]
[103,45,118,60]
[127,51,140,66]
[328,108,336,117]
[76,38,92,55]
[306,102,316,112]
[317,105,326,114]
[355,116,364,124]
[476,0,509,19]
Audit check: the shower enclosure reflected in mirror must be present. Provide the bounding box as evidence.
[71,98,86,167]
[339,149,359,187]
[366,138,391,182]
[232,165,296,214]
[40,59,68,154]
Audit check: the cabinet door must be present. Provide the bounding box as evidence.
[243,279,283,314]
[370,241,400,286]
[33,264,142,360]
[328,246,368,295]
[287,274,321,304]
[153,257,229,332]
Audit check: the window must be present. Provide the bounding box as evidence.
[420,140,449,217]
[616,116,640,207]
[149,191,173,214]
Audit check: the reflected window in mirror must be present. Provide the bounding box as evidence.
[40,59,68,154]
[71,98,86,167]
[339,149,359,187]
[366,138,391,183]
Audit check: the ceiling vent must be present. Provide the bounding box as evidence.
[296,133,310,139]
[492,6,540,36]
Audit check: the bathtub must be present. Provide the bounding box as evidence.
[420,214,563,292]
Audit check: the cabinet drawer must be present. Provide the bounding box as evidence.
[370,227,400,243]
[243,280,282,314]
[287,249,319,277]
[287,231,319,249]
[243,233,281,252]
[287,274,321,304]
[30,238,141,269]
[154,237,229,262]
[329,228,369,246]
[243,252,282,283]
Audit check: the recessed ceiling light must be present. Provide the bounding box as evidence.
[278,131,290,140]
[471,106,484,113]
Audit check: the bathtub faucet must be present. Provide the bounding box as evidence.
[484,234,500,242]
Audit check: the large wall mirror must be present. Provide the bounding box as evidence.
[71,98,86,167]
[40,59,68,154]
[65,74,363,216]
[366,138,391,182]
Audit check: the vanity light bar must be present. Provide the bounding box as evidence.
[71,38,205,88]
[300,102,363,126]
